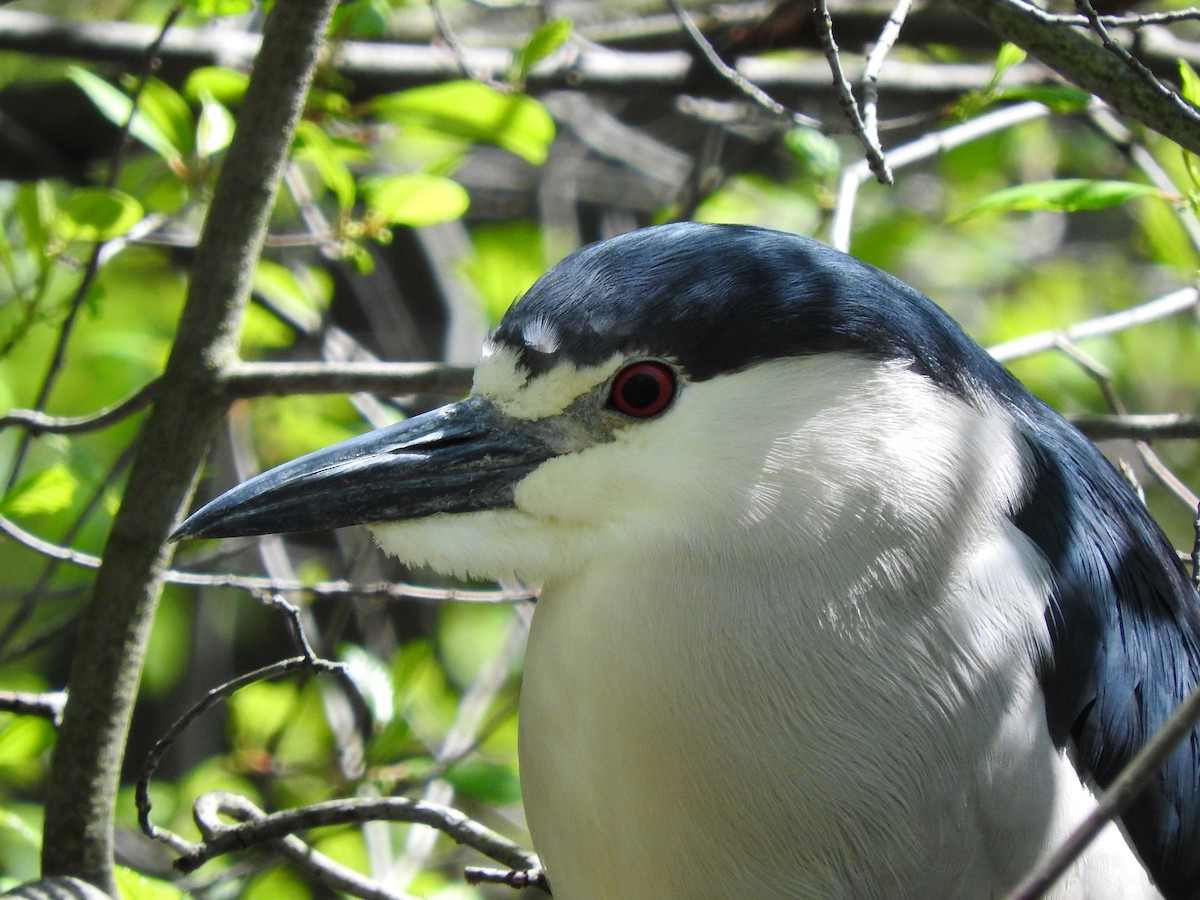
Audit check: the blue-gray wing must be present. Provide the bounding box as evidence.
[1012,407,1200,899]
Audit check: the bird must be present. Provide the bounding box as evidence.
[174,223,1200,899]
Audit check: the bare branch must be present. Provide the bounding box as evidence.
[224,361,474,400]
[1004,679,1200,899]
[949,0,1200,154]
[1071,413,1200,441]
[813,0,892,183]
[861,0,917,151]
[666,0,821,128]
[832,101,1051,250]
[138,656,345,857]
[0,382,157,436]
[0,509,534,603]
[0,690,67,726]
[988,286,1200,361]
[176,793,539,876]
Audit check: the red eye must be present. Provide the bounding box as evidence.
[608,361,677,418]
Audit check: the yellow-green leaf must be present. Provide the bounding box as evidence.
[68,67,178,161]
[949,179,1162,222]
[1,464,78,518]
[514,18,572,80]
[1180,60,1200,108]
[135,78,196,159]
[56,187,144,241]
[195,90,235,160]
[183,66,249,107]
[372,81,555,165]
[362,173,469,226]
[294,121,356,210]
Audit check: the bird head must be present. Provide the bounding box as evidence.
[174,223,1024,584]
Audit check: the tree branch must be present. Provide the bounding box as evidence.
[38,0,341,891]
[176,793,539,876]
[950,0,1200,154]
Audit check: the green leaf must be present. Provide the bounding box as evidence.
[0,464,78,518]
[783,126,840,179]
[993,85,1093,114]
[115,867,188,900]
[67,67,178,161]
[294,121,356,210]
[195,90,235,160]
[445,759,522,805]
[134,78,196,159]
[1181,60,1200,108]
[372,81,555,165]
[183,0,255,16]
[56,187,144,241]
[182,66,249,107]
[949,179,1163,222]
[362,174,469,226]
[16,182,54,261]
[993,42,1027,80]
[513,19,572,81]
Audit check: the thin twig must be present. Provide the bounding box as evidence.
[1192,504,1200,589]
[1037,6,1200,25]
[465,865,550,892]
[988,285,1200,361]
[137,655,346,855]
[861,0,915,152]
[812,0,892,184]
[0,510,535,603]
[1070,413,1200,441]
[176,793,539,875]
[223,361,474,400]
[1074,0,1200,128]
[831,101,1050,250]
[666,0,822,128]
[1004,679,1200,899]
[0,381,158,435]
[1052,336,1199,512]
[0,689,67,726]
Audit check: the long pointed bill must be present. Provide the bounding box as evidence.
[172,396,556,540]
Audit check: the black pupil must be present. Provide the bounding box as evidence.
[621,372,661,409]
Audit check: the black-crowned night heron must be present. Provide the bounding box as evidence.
[176,223,1200,899]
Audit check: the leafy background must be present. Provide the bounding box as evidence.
[0,0,1198,897]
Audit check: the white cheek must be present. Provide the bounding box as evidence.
[369,509,590,584]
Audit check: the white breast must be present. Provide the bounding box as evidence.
[515,357,1160,899]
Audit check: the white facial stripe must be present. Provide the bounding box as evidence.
[472,343,626,421]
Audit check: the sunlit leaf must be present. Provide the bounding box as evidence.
[1180,60,1200,108]
[372,81,555,165]
[445,759,522,805]
[340,645,395,727]
[134,78,196,159]
[994,84,1093,114]
[67,67,178,161]
[784,126,840,178]
[993,42,1027,80]
[294,121,356,210]
[0,464,78,518]
[182,66,249,107]
[183,0,255,16]
[115,866,187,900]
[949,179,1163,221]
[362,173,469,226]
[513,19,572,80]
[195,90,235,160]
[57,188,144,242]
